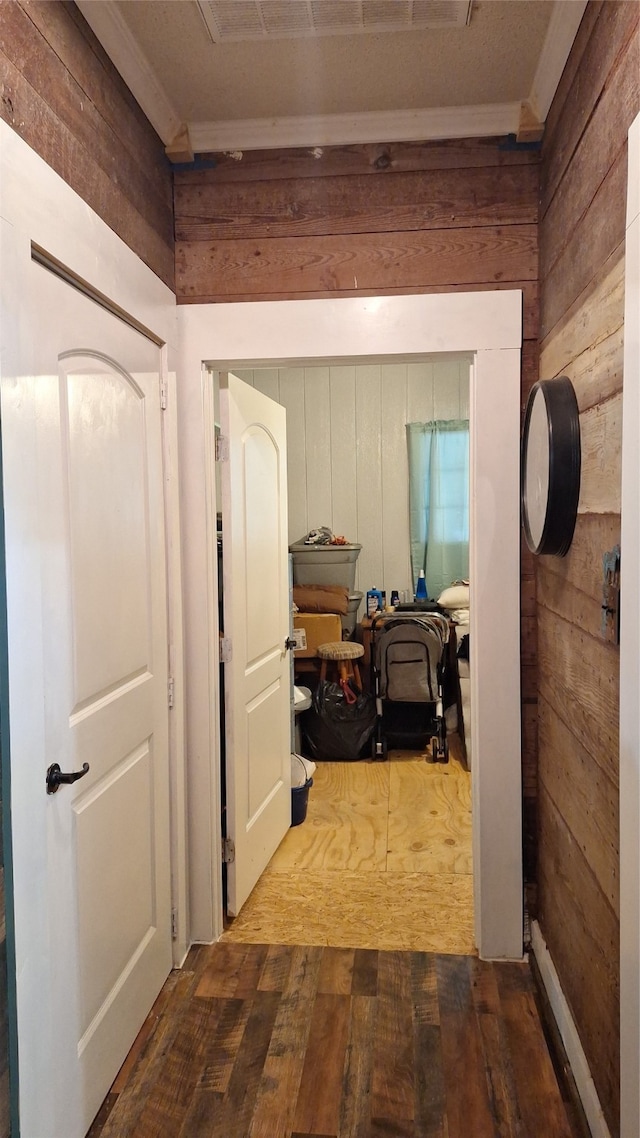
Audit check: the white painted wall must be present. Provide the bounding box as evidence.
[620,109,640,1138]
[235,360,470,599]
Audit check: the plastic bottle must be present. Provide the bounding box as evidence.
[415,570,428,600]
[366,587,383,617]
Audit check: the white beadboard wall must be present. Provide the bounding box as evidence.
[235,358,470,600]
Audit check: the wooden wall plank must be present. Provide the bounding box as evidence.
[520,665,537,704]
[174,165,539,242]
[541,0,640,217]
[519,616,537,672]
[23,0,172,204]
[537,514,620,607]
[540,1,604,156]
[540,147,628,340]
[577,393,622,516]
[537,605,619,787]
[520,338,539,416]
[0,2,172,250]
[539,242,622,355]
[521,578,536,619]
[540,30,639,284]
[176,224,537,302]
[530,17,628,1097]
[537,549,609,643]
[537,786,619,1137]
[0,5,174,288]
[0,48,174,288]
[521,703,537,798]
[538,694,618,917]
[176,138,540,185]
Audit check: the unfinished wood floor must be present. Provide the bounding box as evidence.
[89,940,581,1138]
[223,746,474,954]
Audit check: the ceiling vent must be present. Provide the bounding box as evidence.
[197,1,472,43]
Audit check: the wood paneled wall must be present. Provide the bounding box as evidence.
[176,139,541,896]
[0,0,174,290]
[174,138,539,323]
[235,360,469,601]
[537,5,640,1136]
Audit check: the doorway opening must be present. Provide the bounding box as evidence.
[217,358,473,951]
[178,288,523,962]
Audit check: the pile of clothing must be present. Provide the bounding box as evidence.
[303,526,348,546]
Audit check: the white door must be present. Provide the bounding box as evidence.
[219,372,292,915]
[4,262,172,1138]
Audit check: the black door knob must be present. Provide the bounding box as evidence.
[46,762,90,794]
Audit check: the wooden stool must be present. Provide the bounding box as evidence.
[317,641,365,692]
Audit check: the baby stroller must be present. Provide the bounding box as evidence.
[370,612,450,762]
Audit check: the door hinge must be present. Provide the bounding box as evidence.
[222,836,235,864]
[168,676,175,709]
[171,907,178,940]
[160,377,168,410]
[219,637,232,664]
[215,434,229,462]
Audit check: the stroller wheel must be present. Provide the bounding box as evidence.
[429,737,439,764]
[439,737,449,764]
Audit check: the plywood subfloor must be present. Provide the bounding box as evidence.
[223,747,474,954]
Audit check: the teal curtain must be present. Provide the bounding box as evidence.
[407,420,469,599]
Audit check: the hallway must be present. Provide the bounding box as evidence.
[89,751,582,1137]
[89,940,581,1138]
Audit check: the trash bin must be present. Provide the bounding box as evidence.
[291,777,313,826]
[290,753,315,826]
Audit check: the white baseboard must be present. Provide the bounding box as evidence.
[531,921,611,1138]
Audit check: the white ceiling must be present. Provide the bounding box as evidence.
[76,0,588,155]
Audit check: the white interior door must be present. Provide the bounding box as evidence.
[220,372,292,916]
[4,262,172,1138]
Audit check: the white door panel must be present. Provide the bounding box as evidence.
[220,373,291,916]
[7,263,172,1138]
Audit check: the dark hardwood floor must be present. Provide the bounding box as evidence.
[88,940,582,1138]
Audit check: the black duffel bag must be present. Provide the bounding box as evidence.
[303,680,376,762]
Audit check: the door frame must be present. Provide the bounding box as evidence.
[0,120,188,1129]
[620,109,640,1138]
[178,293,523,961]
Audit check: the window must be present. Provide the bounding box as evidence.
[407,420,469,598]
